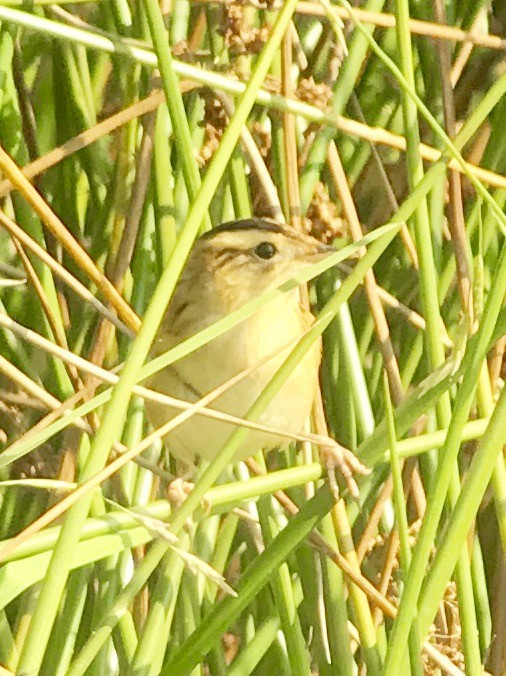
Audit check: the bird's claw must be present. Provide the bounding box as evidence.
[320,440,370,501]
[166,477,212,528]
[167,477,195,509]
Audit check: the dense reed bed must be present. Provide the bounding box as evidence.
[0,0,505,672]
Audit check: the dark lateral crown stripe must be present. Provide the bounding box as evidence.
[201,218,285,239]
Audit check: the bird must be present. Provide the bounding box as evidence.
[146,218,364,493]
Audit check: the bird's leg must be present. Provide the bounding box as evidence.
[319,439,370,501]
[164,458,196,530]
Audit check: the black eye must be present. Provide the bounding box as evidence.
[254,241,277,259]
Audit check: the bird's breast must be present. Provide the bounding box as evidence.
[147,291,321,465]
[181,293,317,386]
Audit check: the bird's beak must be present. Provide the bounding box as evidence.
[304,243,335,263]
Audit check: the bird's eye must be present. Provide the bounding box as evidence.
[254,241,277,259]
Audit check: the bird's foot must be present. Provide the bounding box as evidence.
[167,477,195,509]
[166,477,212,528]
[319,440,370,501]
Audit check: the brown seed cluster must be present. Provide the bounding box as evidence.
[221,4,269,55]
[171,40,213,65]
[250,121,272,159]
[305,181,347,243]
[172,40,192,61]
[296,77,333,110]
[196,97,227,167]
[424,582,465,674]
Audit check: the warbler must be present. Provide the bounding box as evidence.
[146,218,333,473]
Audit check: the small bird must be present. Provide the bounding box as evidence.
[146,218,362,491]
